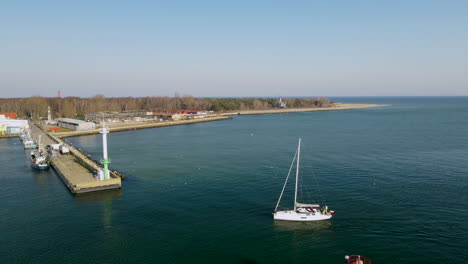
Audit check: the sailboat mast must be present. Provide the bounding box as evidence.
[294,138,301,211]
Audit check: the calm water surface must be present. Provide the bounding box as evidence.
[1,97,467,263]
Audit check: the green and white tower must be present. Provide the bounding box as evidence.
[100,125,111,180]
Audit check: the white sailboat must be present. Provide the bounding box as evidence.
[273,138,334,221]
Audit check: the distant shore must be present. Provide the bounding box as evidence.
[47,103,385,138]
[221,103,386,116]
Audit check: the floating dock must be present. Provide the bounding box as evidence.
[30,123,121,194]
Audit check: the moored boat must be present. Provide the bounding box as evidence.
[24,139,37,149]
[20,129,31,142]
[30,135,50,170]
[19,132,26,141]
[30,149,50,169]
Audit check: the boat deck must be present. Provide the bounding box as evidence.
[274,210,333,221]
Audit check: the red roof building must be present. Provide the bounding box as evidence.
[0,112,18,119]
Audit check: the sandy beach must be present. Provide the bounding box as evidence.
[221,103,386,116]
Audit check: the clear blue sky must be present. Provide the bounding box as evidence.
[1,0,467,97]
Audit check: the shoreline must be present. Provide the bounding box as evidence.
[49,103,386,138]
[19,102,385,192]
[221,103,387,116]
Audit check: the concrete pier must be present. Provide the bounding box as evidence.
[30,123,121,194]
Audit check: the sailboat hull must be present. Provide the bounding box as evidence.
[274,210,332,221]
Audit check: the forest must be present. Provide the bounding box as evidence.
[0,96,332,119]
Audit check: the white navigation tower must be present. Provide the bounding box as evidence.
[47,106,51,123]
[100,124,111,180]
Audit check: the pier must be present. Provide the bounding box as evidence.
[25,115,230,194]
[30,123,121,194]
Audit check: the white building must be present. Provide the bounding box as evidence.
[0,115,29,132]
[57,118,96,131]
[45,106,57,125]
[276,97,287,108]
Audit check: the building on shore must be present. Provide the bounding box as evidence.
[57,118,96,131]
[275,98,287,108]
[153,113,182,121]
[0,114,28,135]
[0,112,18,119]
[85,110,214,123]
[85,111,155,123]
[170,110,213,119]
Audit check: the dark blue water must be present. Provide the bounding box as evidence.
[1,97,467,263]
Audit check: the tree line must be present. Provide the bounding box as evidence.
[0,95,332,119]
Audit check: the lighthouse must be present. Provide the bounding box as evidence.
[47,106,52,123]
[100,125,111,180]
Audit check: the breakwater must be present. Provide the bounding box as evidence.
[52,115,231,138]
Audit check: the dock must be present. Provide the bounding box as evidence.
[30,123,121,194]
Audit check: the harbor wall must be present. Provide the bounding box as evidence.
[52,115,231,138]
[47,133,122,179]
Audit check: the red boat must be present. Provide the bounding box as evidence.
[345,255,372,264]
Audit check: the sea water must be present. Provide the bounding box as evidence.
[1,97,467,263]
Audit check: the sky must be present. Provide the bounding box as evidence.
[1,0,467,98]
